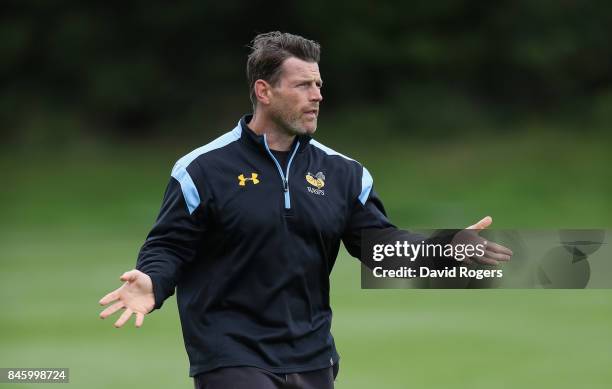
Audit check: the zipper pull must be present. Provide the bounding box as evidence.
[283,179,288,192]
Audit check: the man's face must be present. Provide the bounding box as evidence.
[267,57,323,136]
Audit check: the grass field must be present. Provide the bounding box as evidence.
[0,130,610,388]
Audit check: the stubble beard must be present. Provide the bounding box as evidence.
[270,105,317,137]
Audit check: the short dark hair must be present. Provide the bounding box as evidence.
[247,31,321,108]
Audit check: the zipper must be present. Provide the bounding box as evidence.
[263,134,300,209]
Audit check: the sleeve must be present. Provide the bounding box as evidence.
[135,164,208,310]
[341,166,456,268]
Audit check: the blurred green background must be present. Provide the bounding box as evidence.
[1,1,611,388]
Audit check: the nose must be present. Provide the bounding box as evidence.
[310,86,323,102]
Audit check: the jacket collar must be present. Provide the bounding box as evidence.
[239,114,312,153]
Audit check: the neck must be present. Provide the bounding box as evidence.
[248,111,295,151]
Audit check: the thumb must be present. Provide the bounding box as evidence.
[468,216,492,230]
[120,270,139,283]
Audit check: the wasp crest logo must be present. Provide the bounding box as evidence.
[306,172,325,196]
[306,172,325,188]
[238,173,260,186]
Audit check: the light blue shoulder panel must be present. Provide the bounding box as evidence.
[171,123,242,214]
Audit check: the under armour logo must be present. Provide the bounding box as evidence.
[238,173,260,186]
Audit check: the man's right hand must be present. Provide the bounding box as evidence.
[98,269,155,328]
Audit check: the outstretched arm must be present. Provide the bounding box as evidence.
[342,166,512,266]
[98,162,209,327]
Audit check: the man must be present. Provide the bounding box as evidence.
[98,32,512,389]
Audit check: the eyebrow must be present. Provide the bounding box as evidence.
[295,78,323,86]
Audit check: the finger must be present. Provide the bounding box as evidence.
[114,308,133,328]
[99,301,125,319]
[483,250,512,262]
[135,312,145,328]
[467,216,493,230]
[120,270,139,283]
[486,241,513,256]
[451,230,487,247]
[472,256,499,266]
[99,289,120,306]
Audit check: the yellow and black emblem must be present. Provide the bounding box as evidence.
[238,173,260,186]
[305,172,325,189]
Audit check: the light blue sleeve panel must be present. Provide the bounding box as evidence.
[359,166,373,205]
[171,167,200,214]
[170,123,242,214]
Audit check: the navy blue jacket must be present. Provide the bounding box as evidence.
[136,115,394,377]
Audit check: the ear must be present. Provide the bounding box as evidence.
[254,80,272,105]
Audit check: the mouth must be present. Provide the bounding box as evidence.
[304,109,318,118]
